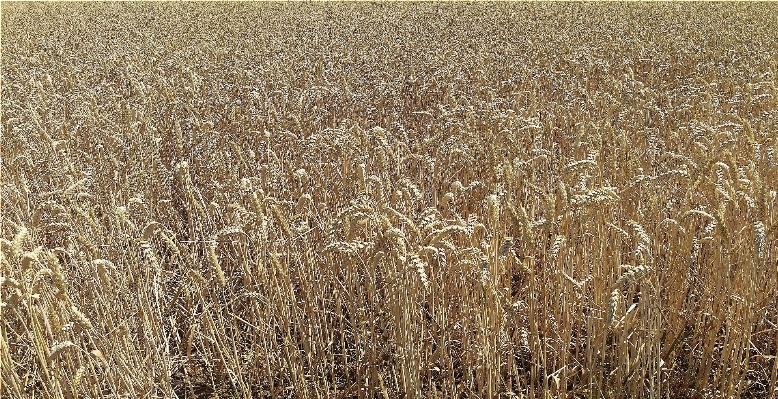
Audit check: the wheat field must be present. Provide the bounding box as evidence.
[1,3,777,398]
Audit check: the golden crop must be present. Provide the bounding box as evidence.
[2,3,777,398]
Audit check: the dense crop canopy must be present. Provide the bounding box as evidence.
[2,3,777,398]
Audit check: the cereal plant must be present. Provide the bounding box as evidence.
[2,3,777,398]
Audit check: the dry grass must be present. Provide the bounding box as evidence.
[2,3,777,398]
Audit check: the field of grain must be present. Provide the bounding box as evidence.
[2,3,777,398]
